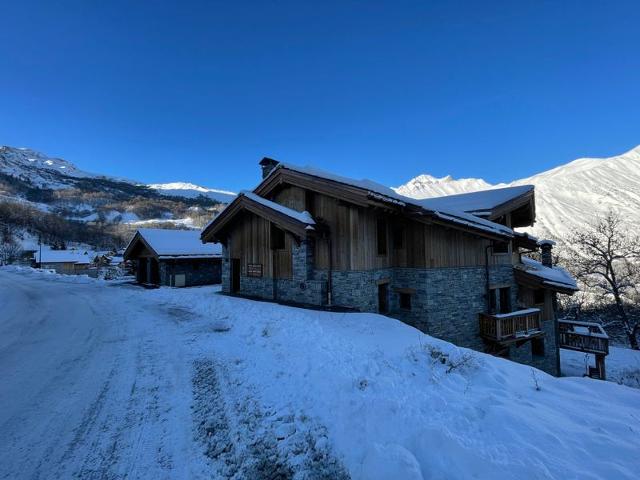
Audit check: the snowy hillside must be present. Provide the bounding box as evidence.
[511,146,640,239]
[395,145,640,240]
[0,146,232,243]
[0,146,234,203]
[0,146,99,189]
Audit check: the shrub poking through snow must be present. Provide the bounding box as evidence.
[531,369,542,391]
[426,344,477,374]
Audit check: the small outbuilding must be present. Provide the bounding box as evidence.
[124,228,222,287]
[34,249,92,274]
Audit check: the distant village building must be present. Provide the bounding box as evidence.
[201,158,607,377]
[124,228,222,287]
[34,249,92,275]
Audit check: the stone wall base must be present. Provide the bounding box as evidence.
[218,258,560,375]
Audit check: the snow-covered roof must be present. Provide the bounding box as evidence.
[269,163,513,237]
[518,256,578,291]
[129,228,222,259]
[34,250,92,264]
[418,185,534,215]
[241,191,315,225]
[201,190,316,236]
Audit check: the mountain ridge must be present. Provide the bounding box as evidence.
[394,145,640,240]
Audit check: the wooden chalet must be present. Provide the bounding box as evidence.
[34,249,92,275]
[201,158,607,377]
[124,229,222,287]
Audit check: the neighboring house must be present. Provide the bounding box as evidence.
[34,249,93,274]
[124,228,222,287]
[201,158,606,377]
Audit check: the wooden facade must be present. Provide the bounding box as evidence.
[201,159,590,377]
[226,211,294,279]
[263,184,512,273]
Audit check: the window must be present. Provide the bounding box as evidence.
[270,224,285,250]
[305,190,315,216]
[532,338,545,357]
[376,217,388,255]
[489,289,497,314]
[392,226,405,250]
[534,289,545,304]
[499,287,511,314]
[489,286,511,314]
[378,283,389,313]
[492,240,509,254]
[399,292,411,310]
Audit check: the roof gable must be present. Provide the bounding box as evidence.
[254,163,515,239]
[201,191,316,243]
[418,185,534,216]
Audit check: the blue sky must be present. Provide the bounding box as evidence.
[1,1,639,191]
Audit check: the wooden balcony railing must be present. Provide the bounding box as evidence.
[558,320,609,356]
[479,308,543,344]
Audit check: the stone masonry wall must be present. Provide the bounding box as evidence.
[159,258,221,287]
[221,244,230,293]
[219,239,559,375]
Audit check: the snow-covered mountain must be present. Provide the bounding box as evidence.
[0,146,234,247]
[394,145,640,240]
[148,182,236,203]
[0,146,100,189]
[0,146,235,201]
[395,174,492,198]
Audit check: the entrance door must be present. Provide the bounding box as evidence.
[149,259,160,285]
[378,283,389,314]
[231,259,241,293]
[138,258,148,283]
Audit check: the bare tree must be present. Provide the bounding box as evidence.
[0,224,22,265]
[570,212,640,349]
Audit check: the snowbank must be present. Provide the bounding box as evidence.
[148,287,640,480]
[0,265,105,284]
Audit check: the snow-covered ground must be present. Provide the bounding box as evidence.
[1,268,639,479]
[562,346,640,389]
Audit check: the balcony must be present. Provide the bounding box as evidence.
[479,308,543,344]
[558,320,609,356]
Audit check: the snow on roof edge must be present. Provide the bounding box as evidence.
[240,191,316,225]
[130,228,222,257]
[271,163,513,238]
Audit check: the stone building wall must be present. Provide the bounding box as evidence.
[218,240,560,375]
[159,258,221,287]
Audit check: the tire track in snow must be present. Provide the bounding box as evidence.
[192,359,349,480]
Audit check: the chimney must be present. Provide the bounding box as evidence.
[259,157,280,179]
[538,239,555,267]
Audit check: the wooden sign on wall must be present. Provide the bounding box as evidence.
[247,263,263,277]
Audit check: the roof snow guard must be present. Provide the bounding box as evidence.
[514,256,579,294]
[201,190,316,243]
[255,162,514,240]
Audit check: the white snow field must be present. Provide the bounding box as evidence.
[1,268,639,480]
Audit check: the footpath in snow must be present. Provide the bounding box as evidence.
[1,267,640,479]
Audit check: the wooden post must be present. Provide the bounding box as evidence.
[496,317,502,341]
[596,354,606,381]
